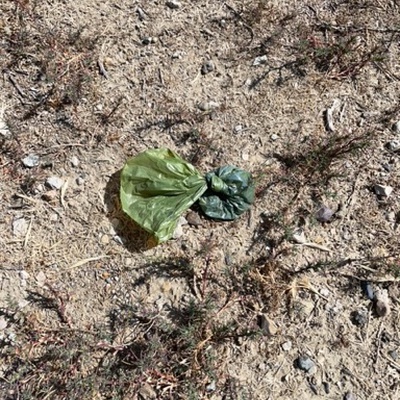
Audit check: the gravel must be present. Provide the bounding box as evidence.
[296,355,316,373]
[22,154,40,168]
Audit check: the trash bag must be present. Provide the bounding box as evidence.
[120,148,207,244]
[120,148,255,243]
[198,166,255,221]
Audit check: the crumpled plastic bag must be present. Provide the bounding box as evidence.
[199,166,255,220]
[120,148,255,243]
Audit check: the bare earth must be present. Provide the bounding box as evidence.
[1,1,400,399]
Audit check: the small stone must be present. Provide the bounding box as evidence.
[0,317,7,330]
[22,154,40,168]
[173,218,186,239]
[234,125,243,134]
[282,341,292,351]
[166,0,181,9]
[391,121,400,134]
[242,152,249,161]
[319,287,330,298]
[35,271,46,287]
[201,60,214,75]
[19,270,30,281]
[297,300,315,317]
[344,392,356,400]
[389,350,398,361]
[374,184,393,198]
[205,381,216,392]
[49,213,59,222]
[18,299,29,309]
[186,211,202,226]
[142,37,155,45]
[138,383,157,399]
[296,355,316,373]
[42,190,58,204]
[271,134,279,141]
[46,176,64,190]
[292,228,306,244]
[386,211,396,223]
[12,217,28,236]
[198,101,220,112]
[361,281,374,300]
[258,314,278,336]
[351,309,368,326]
[386,140,400,152]
[316,205,334,222]
[70,156,79,167]
[375,289,390,317]
[76,176,85,186]
[101,235,110,245]
[253,55,267,66]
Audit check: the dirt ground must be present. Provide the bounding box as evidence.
[1,1,400,399]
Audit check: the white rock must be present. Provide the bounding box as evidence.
[70,156,79,167]
[173,223,183,239]
[12,217,28,236]
[292,228,306,244]
[282,341,292,351]
[386,140,400,152]
[166,0,181,9]
[242,152,249,161]
[253,55,267,66]
[271,134,279,141]
[374,184,393,198]
[76,176,85,186]
[0,316,7,330]
[22,154,40,168]
[36,271,47,287]
[198,101,220,111]
[46,176,64,190]
[19,270,30,281]
[0,105,10,137]
[234,125,243,134]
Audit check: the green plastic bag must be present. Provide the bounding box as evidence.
[120,148,207,244]
[120,148,255,243]
[198,166,255,221]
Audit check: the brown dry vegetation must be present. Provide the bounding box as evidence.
[1,1,400,399]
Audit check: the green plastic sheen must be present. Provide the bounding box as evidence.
[120,149,207,243]
[198,166,255,220]
[120,149,255,243]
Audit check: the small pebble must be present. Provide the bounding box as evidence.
[389,350,398,361]
[205,381,216,392]
[282,341,292,351]
[296,355,316,373]
[0,317,7,330]
[36,271,47,287]
[391,121,400,134]
[253,55,267,66]
[374,184,393,198]
[76,176,85,186]
[201,60,214,75]
[323,381,330,394]
[374,289,390,317]
[386,140,400,152]
[361,281,374,300]
[316,205,334,222]
[101,235,110,245]
[46,176,64,190]
[19,270,30,281]
[198,101,220,111]
[233,125,243,134]
[344,392,356,400]
[186,211,202,226]
[70,156,79,167]
[42,190,58,204]
[49,213,59,222]
[12,217,28,236]
[270,134,279,141]
[258,314,277,336]
[166,0,181,9]
[292,228,306,244]
[351,309,368,326]
[22,154,40,168]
